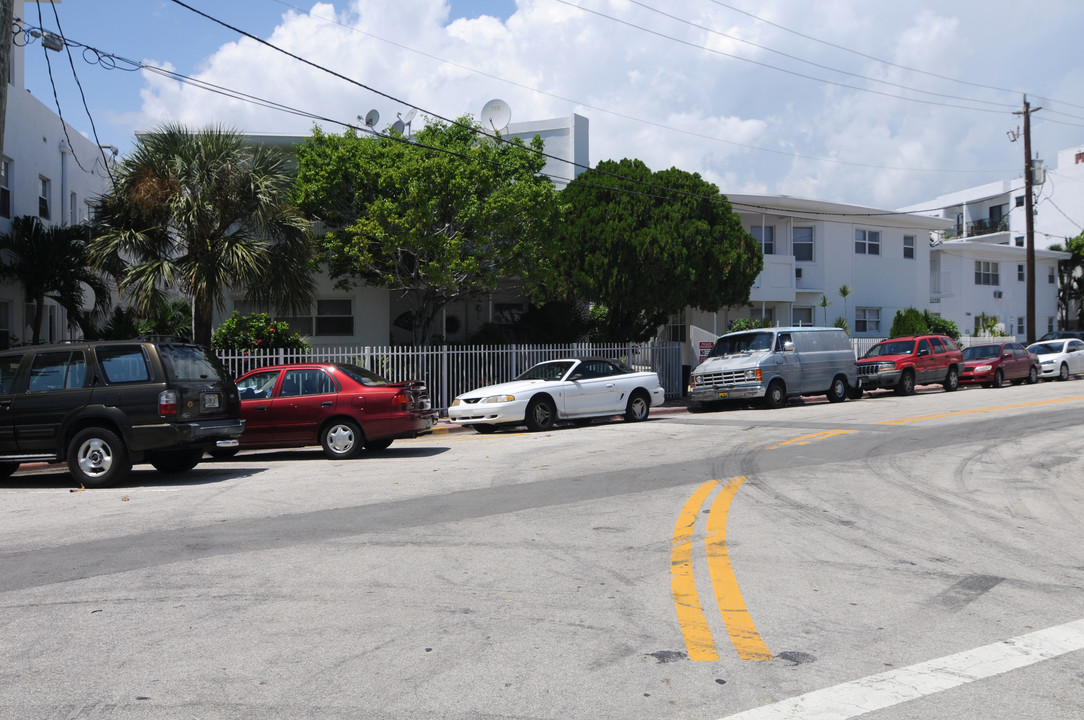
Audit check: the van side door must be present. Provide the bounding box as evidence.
[773,333,803,392]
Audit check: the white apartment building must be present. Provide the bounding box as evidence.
[0,0,115,346]
[902,143,1082,336]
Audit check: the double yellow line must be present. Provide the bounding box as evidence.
[670,477,773,662]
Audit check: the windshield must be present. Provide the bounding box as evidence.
[336,363,392,387]
[962,345,1000,361]
[863,340,915,358]
[1027,342,1062,355]
[709,332,774,357]
[158,344,230,382]
[516,361,574,381]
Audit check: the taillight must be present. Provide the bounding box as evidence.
[159,389,178,416]
[391,390,410,411]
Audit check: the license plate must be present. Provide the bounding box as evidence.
[717,391,729,399]
[202,393,221,409]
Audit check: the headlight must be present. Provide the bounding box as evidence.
[481,394,515,403]
[745,368,762,381]
[973,364,993,373]
[877,361,897,373]
[450,397,461,407]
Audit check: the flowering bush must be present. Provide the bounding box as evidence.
[211,312,309,351]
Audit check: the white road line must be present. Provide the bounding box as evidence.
[720,618,1084,719]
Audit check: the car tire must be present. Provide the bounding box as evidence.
[1059,362,1070,381]
[762,379,787,409]
[991,369,1004,388]
[320,419,365,459]
[67,427,132,488]
[208,447,240,459]
[943,367,960,392]
[826,376,847,403]
[847,386,864,400]
[366,438,393,451]
[1027,366,1039,384]
[0,462,19,480]
[624,390,651,422]
[524,395,557,431]
[149,449,203,474]
[894,370,916,396]
[473,424,497,434]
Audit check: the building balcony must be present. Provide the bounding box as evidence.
[944,217,1009,240]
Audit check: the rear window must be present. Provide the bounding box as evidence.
[97,345,151,384]
[0,354,23,393]
[336,364,392,387]
[158,344,230,382]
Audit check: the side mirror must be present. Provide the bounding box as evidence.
[782,341,796,352]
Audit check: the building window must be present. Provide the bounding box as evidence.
[1049,267,1056,284]
[1015,236,1024,247]
[793,226,814,262]
[974,315,999,335]
[792,307,814,326]
[1018,264,1025,282]
[903,235,915,259]
[1017,317,1025,335]
[750,307,774,324]
[855,229,880,255]
[0,159,10,219]
[1015,195,1025,207]
[855,307,881,333]
[315,299,353,336]
[750,225,774,255]
[70,192,78,224]
[974,260,999,286]
[38,177,51,220]
[1048,317,1055,333]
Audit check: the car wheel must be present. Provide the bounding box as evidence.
[149,449,203,474]
[208,447,240,459]
[1059,362,1070,381]
[826,376,847,403]
[524,395,557,431]
[894,370,916,396]
[366,438,393,451]
[473,424,497,434]
[762,379,787,409]
[847,386,864,400]
[320,419,364,459]
[623,390,651,422]
[991,369,1004,389]
[943,367,959,392]
[1027,366,1039,384]
[67,427,132,488]
[0,462,19,479]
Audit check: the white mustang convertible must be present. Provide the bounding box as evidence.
[448,357,666,433]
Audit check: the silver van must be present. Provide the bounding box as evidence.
[688,326,858,409]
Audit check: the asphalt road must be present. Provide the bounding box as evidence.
[1,379,1083,719]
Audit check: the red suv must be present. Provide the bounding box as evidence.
[855,335,963,396]
[220,362,437,459]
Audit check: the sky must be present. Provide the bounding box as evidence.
[17,0,1084,212]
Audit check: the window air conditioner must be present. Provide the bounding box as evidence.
[993,290,1003,299]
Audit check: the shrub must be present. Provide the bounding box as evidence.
[211,312,309,351]
[923,311,960,341]
[728,317,773,332]
[890,307,927,337]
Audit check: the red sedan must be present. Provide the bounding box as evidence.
[215,363,437,459]
[960,342,1040,388]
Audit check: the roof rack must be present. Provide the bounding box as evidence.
[135,335,194,344]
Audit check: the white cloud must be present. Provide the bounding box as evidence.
[130,0,1084,209]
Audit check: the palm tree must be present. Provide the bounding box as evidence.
[0,216,111,344]
[1049,233,1084,329]
[838,284,852,326]
[817,294,830,326]
[89,124,316,346]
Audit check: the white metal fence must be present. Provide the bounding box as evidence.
[216,342,685,411]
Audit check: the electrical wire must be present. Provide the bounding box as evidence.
[35,2,92,175]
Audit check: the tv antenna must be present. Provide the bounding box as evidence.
[480,99,511,134]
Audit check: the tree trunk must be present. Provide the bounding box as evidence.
[31,298,44,345]
[192,295,214,347]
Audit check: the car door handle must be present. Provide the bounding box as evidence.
[321,401,333,407]
[253,405,269,412]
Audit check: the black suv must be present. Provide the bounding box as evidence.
[0,337,245,487]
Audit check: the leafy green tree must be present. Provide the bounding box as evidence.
[211,311,308,351]
[294,118,558,345]
[89,124,317,346]
[890,307,927,337]
[0,216,111,344]
[1049,233,1084,328]
[539,158,762,341]
[923,310,960,341]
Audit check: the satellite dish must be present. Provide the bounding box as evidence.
[364,109,380,128]
[402,108,417,124]
[480,99,511,133]
[392,120,406,135]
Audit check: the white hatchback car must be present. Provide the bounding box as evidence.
[448,357,666,433]
[1026,338,1084,381]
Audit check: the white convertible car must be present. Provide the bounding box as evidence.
[448,357,666,433]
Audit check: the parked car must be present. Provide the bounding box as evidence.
[1026,338,1084,381]
[959,342,1039,387]
[221,363,437,459]
[688,326,857,409]
[855,334,963,396]
[0,337,245,487]
[448,357,665,432]
[1037,331,1084,342]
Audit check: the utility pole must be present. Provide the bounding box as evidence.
[0,0,14,162]
[1014,95,1040,344]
